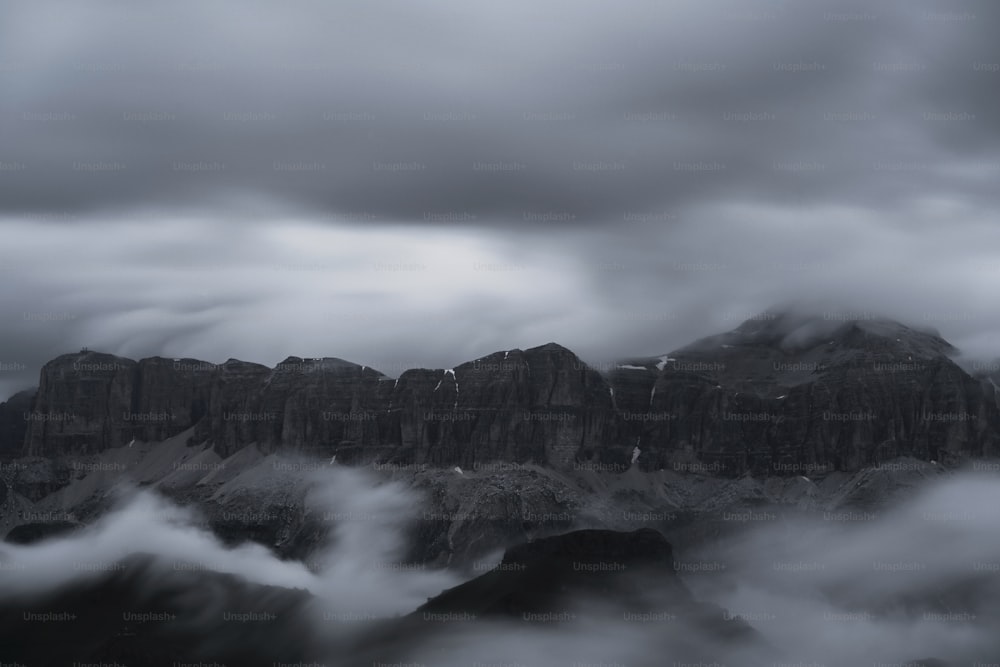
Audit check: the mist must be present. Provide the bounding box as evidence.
[1,460,999,664]
[683,471,1000,665]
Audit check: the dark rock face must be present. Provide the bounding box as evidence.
[4,520,79,544]
[0,552,319,666]
[401,468,580,567]
[9,312,1000,476]
[348,528,761,666]
[134,356,216,442]
[969,358,1000,412]
[611,312,1000,475]
[399,344,619,468]
[192,358,282,457]
[0,389,34,460]
[23,352,139,457]
[21,353,224,458]
[417,528,692,617]
[18,344,627,469]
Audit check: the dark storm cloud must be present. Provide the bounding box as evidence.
[2,0,999,400]
[1,0,998,222]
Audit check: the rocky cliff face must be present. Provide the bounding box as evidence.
[609,312,1000,474]
[23,352,139,457]
[10,312,1000,475]
[968,357,1000,412]
[0,389,34,460]
[16,344,627,469]
[134,357,216,442]
[21,353,224,458]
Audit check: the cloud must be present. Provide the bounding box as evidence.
[3,198,1000,401]
[0,463,457,612]
[1,0,998,399]
[685,471,1000,664]
[2,0,998,219]
[4,459,1000,664]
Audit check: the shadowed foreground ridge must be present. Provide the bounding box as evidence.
[0,552,317,666]
[347,527,764,665]
[418,527,693,616]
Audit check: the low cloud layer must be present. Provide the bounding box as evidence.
[0,466,457,608]
[2,0,998,219]
[2,206,999,400]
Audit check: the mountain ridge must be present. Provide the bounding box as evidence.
[5,310,999,478]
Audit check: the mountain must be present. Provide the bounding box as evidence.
[0,389,33,459]
[348,527,766,665]
[414,527,714,619]
[0,528,769,666]
[6,310,1000,483]
[18,343,625,468]
[0,311,993,667]
[608,310,1000,474]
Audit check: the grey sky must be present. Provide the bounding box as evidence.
[2,0,999,399]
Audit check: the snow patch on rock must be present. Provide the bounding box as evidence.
[655,356,676,371]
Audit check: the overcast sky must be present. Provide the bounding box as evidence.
[1,0,999,399]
